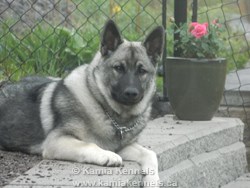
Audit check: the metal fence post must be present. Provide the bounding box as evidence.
[162,0,168,99]
[174,0,187,57]
[192,0,198,22]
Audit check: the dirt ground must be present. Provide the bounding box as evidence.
[0,150,42,187]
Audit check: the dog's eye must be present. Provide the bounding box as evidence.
[138,66,148,75]
[113,65,125,73]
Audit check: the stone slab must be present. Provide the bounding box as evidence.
[159,142,248,188]
[5,115,247,187]
[221,69,250,107]
[139,115,244,171]
[221,90,250,107]
[5,160,142,188]
[222,173,250,188]
[225,69,250,91]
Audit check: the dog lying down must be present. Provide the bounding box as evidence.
[0,20,164,187]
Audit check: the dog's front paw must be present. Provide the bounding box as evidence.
[142,174,161,188]
[95,150,122,167]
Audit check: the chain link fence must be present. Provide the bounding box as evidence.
[193,0,250,140]
[0,0,163,81]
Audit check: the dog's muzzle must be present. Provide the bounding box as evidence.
[112,87,143,106]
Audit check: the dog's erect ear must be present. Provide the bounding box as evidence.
[143,26,165,63]
[100,20,123,56]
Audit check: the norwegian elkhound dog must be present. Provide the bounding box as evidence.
[0,20,164,186]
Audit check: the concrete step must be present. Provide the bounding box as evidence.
[138,115,244,171]
[159,142,247,188]
[222,173,250,188]
[5,115,248,187]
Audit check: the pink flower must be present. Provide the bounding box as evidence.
[189,22,208,39]
[212,19,218,24]
[212,19,221,27]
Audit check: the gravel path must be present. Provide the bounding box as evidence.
[0,150,42,187]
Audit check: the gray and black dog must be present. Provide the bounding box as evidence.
[0,20,164,186]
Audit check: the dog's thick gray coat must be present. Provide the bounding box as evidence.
[0,20,164,187]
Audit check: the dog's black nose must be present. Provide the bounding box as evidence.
[124,88,139,99]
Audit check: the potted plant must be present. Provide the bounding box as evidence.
[166,19,227,121]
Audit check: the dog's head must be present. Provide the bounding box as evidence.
[93,20,164,114]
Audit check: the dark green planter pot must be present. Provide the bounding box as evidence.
[166,57,227,121]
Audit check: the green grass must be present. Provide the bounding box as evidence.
[156,76,164,93]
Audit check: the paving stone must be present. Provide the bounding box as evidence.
[222,173,250,188]
[5,115,248,187]
[5,160,142,188]
[159,142,248,188]
[139,115,244,171]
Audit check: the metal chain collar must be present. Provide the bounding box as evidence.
[105,110,142,140]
